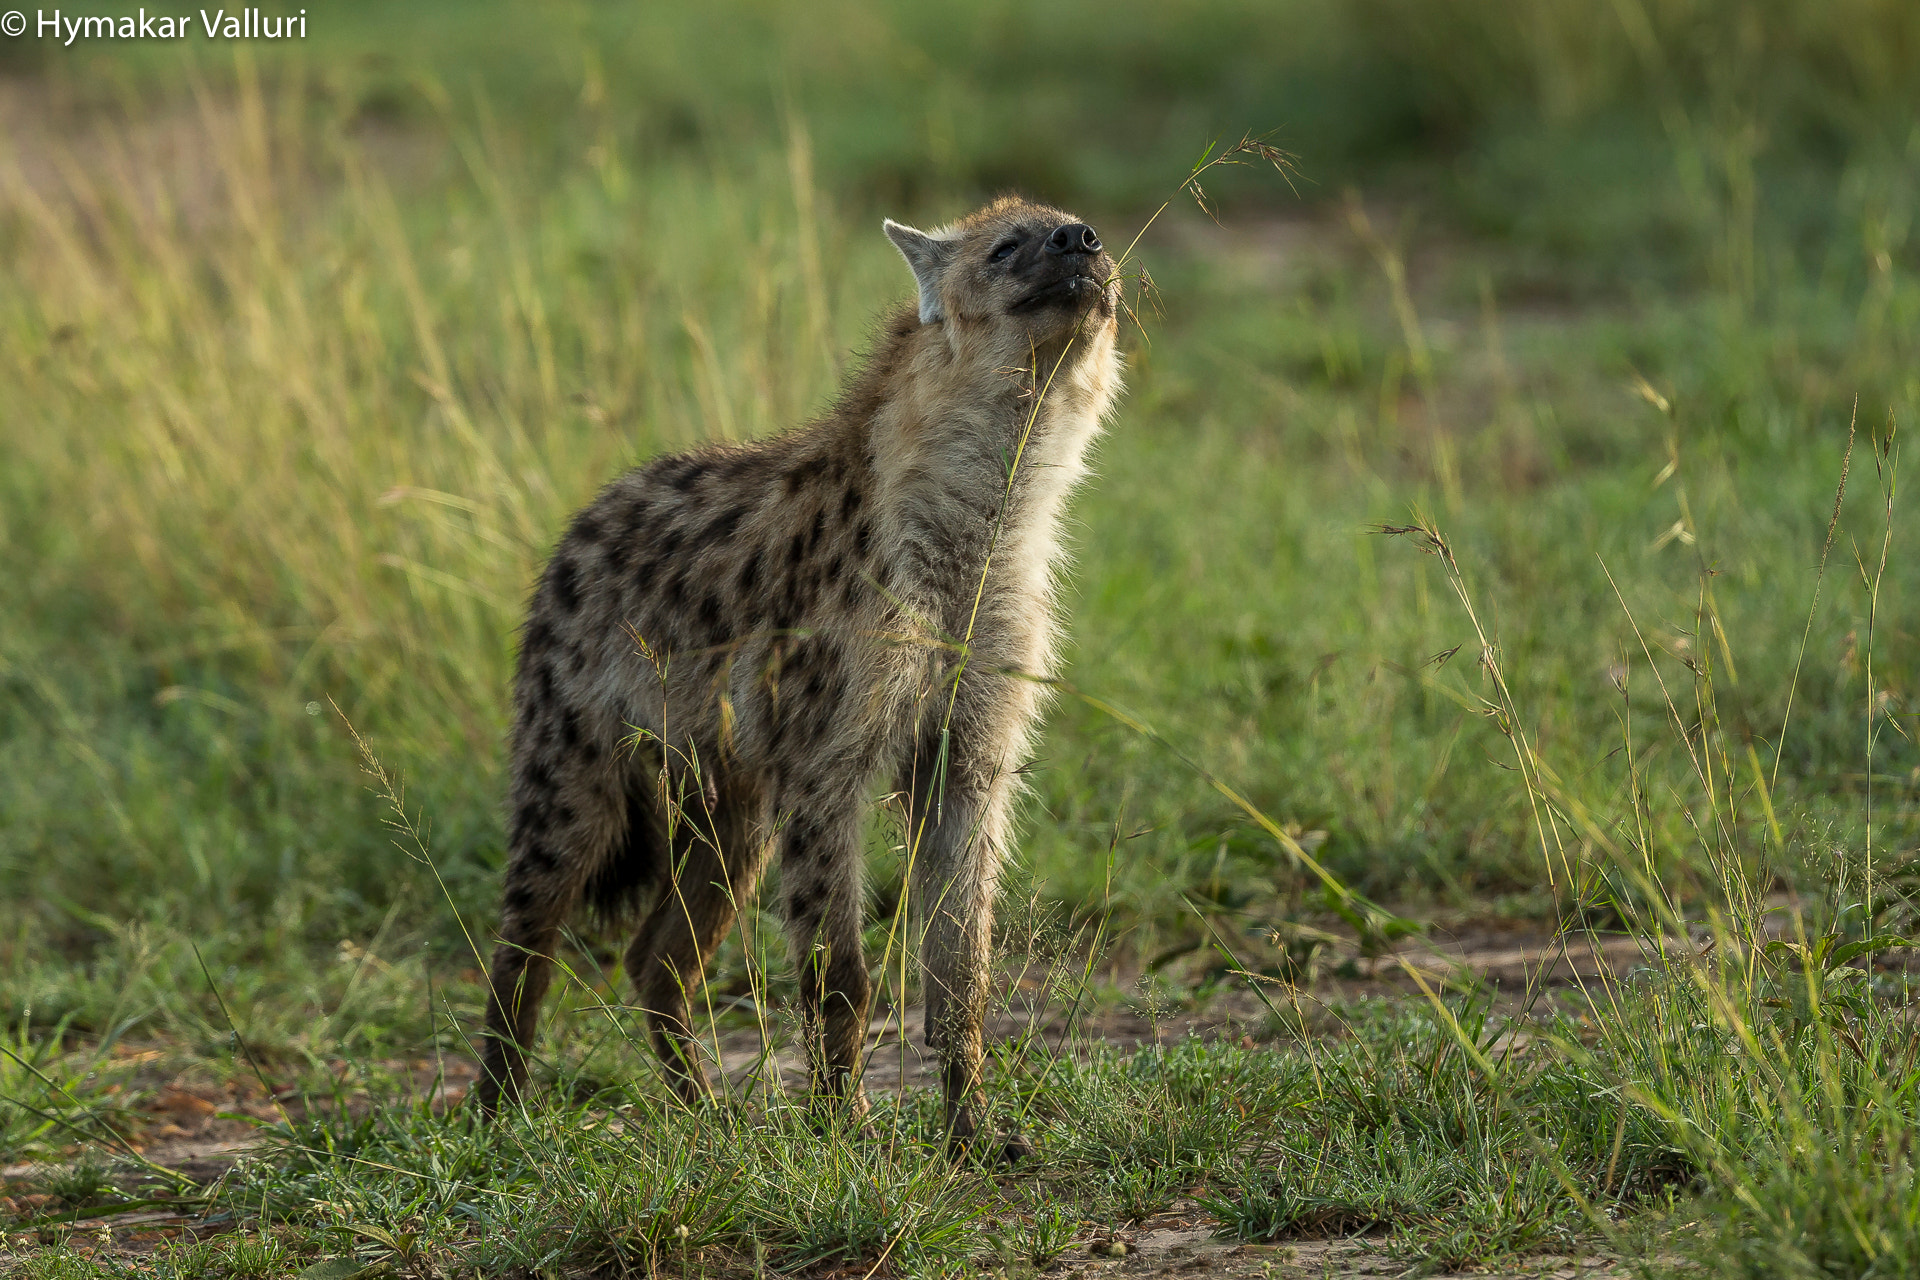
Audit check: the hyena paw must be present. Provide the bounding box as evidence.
[945,1109,1031,1165]
[995,1129,1035,1166]
[945,1128,1031,1166]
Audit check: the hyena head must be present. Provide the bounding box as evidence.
[883,196,1119,352]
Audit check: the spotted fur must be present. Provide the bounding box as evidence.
[476,196,1123,1154]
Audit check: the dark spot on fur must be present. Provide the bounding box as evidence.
[550,558,582,613]
[559,707,582,750]
[664,458,705,492]
[825,554,844,582]
[570,513,604,545]
[854,521,873,558]
[704,504,747,545]
[840,487,862,521]
[808,509,825,552]
[738,548,763,594]
[657,526,684,557]
[785,455,828,493]
[504,882,540,915]
[698,593,724,637]
[522,759,556,796]
[604,539,630,573]
[524,618,557,654]
[786,815,823,864]
[787,533,805,566]
[519,838,558,874]
[842,578,861,608]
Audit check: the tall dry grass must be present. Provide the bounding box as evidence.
[3,71,891,778]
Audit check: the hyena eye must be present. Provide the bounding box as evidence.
[989,238,1020,263]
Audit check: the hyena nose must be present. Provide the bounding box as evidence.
[1046,223,1102,256]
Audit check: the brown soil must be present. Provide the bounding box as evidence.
[1050,1216,1625,1280]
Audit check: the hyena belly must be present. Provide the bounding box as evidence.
[477,195,1122,1162]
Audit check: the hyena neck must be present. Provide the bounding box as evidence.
[861,312,1122,626]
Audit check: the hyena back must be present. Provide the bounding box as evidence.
[476,196,1122,1155]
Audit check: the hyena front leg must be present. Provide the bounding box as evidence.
[902,690,1029,1160]
[477,733,629,1114]
[778,787,874,1123]
[626,776,772,1106]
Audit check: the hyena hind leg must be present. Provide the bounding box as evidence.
[476,742,631,1115]
[625,776,773,1107]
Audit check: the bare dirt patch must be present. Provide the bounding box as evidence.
[1053,1216,1626,1280]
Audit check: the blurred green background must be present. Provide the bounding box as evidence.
[2,0,1917,1041]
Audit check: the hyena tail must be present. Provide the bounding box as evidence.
[475,768,668,1115]
[583,772,674,924]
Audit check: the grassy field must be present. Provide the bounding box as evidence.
[4,0,1920,1275]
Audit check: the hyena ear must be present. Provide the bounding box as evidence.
[884,218,957,324]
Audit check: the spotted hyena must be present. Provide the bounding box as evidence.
[475,196,1122,1157]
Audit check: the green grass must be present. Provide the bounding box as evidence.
[4,0,1920,1274]
[9,955,1909,1277]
